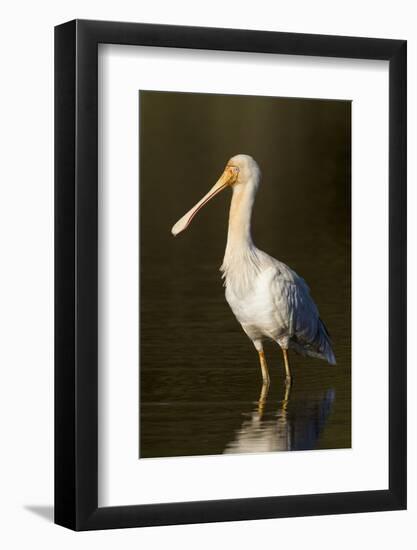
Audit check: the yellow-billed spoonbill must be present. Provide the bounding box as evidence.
[171,154,336,384]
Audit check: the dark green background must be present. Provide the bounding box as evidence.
[139,91,351,458]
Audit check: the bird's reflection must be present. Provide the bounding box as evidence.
[224,382,335,454]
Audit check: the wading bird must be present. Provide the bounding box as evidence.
[171,154,336,385]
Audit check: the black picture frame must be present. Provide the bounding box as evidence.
[55,19,407,531]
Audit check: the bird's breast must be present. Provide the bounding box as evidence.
[224,266,287,340]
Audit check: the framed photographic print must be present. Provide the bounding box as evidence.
[55,19,406,530]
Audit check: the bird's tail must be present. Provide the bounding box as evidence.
[289,318,336,365]
[317,318,336,365]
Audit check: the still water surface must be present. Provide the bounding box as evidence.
[139,91,351,458]
[140,254,350,458]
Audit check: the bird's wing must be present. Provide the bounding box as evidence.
[269,259,335,363]
[271,260,319,343]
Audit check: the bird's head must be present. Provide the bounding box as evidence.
[171,154,260,236]
[227,154,261,188]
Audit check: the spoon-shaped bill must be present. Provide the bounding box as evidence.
[171,166,237,236]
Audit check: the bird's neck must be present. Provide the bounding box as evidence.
[221,180,261,291]
[226,183,256,252]
[222,181,258,273]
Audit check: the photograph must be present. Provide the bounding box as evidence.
[139,90,351,459]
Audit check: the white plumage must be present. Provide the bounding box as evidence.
[172,154,335,384]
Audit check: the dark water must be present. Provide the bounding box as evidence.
[139,91,351,458]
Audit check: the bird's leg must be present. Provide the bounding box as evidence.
[282,349,292,385]
[281,377,291,412]
[257,350,270,386]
